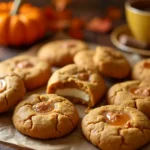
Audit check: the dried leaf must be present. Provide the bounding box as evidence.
[87,17,112,33]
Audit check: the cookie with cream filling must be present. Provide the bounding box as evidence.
[46,64,106,107]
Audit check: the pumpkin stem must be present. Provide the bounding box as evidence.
[10,0,24,15]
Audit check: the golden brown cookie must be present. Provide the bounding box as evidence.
[107,79,150,118]
[82,105,150,150]
[38,39,88,67]
[132,59,150,80]
[13,94,79,139]
[73,50,96,69]
[93,46,131,79]
[0,55,51,90]
[0,74,26,113]
[46,64,106,107]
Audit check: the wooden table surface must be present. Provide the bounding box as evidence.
[0,1,127,149]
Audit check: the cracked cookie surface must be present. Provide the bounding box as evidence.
[132,59,150,80]
[93,46,131,79]
[81,105,150,150]
[46,64,106,107]
[0,55,51,90]
[13,94,79,139]
[107,80,150,118]
[38,39,88,67]
[73,50,96,69]
[0,74,26,113]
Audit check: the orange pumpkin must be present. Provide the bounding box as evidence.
[0,2,46,46]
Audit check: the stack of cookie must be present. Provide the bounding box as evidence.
[0,39,150,150]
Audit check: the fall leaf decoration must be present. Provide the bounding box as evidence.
[86,17,112,33]
[0,0,46,46]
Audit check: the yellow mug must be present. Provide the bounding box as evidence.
[125,0,150,43]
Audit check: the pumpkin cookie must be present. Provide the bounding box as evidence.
[73,50,96,69]
[0,74,26,113]
[38,39,88,67]
[46,64,106,107]
[0,55,51,90]
[82,105,150,150]
[13,94,79,139]
[93,46,131,79]
[107,79,150,118]
[132,59,150,80]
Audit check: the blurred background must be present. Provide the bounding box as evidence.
[0,0,126,21]
[2,0,126,8]
[0,0,127,59]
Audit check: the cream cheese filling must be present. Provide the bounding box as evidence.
[55,88,89,102]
